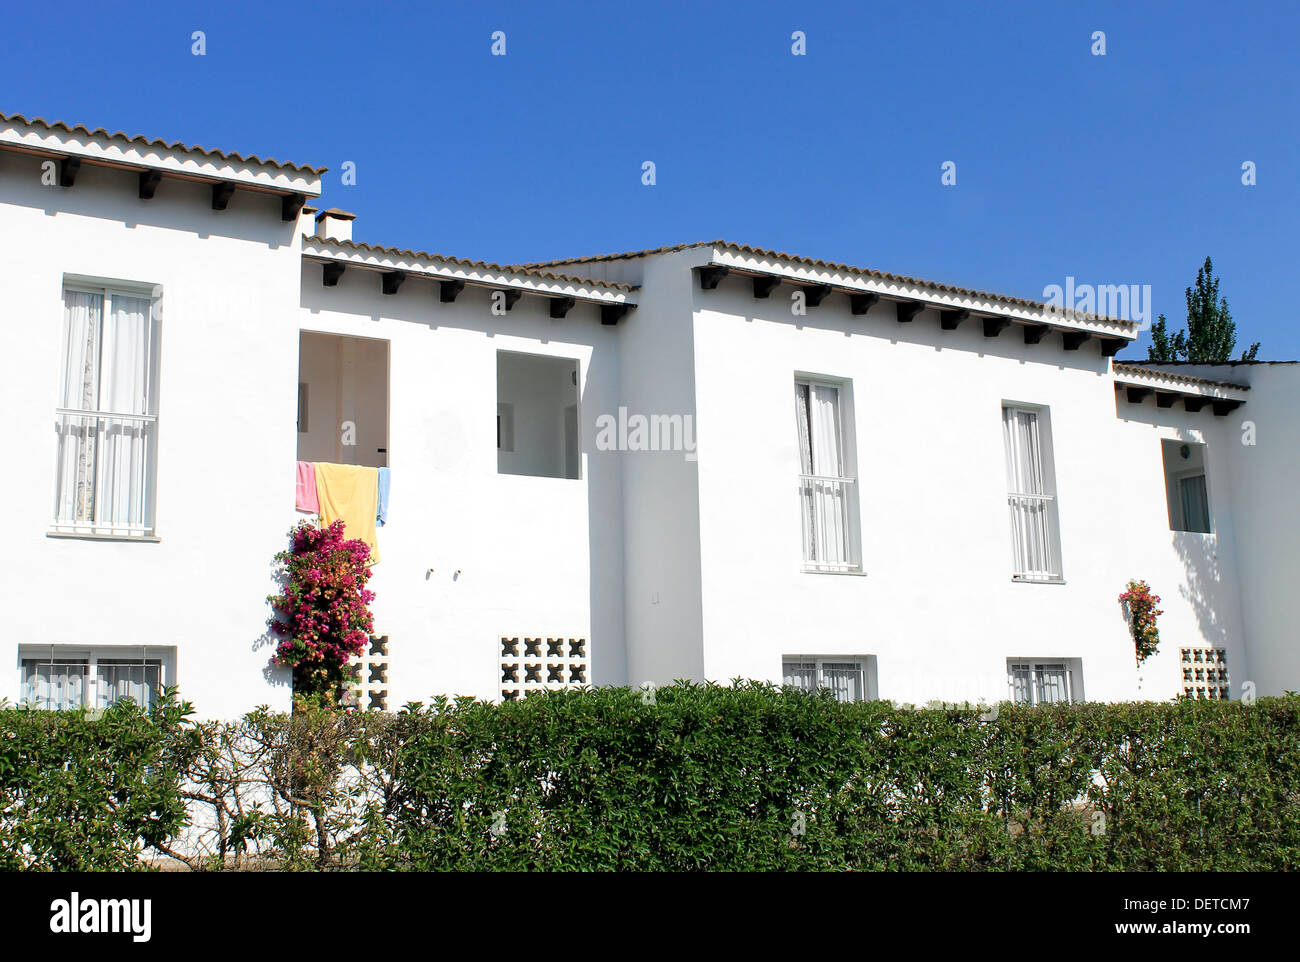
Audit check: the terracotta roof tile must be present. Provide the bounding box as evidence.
[307,236,639,292]
[0,111,327,175]
[1112,362,1250,392]
[519,240,1138,325]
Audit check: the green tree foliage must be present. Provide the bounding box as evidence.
[1148,257,1260,361]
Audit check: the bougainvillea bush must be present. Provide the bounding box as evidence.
[267,519,375,702]
[1118,579,1162,665]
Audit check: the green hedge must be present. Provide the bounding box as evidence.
[3,684,1298,870]
[0,694,199,870]
[373,685,1300,871]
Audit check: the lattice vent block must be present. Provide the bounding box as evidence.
[500,636,588,701]
[348,635,390,710]
[1180,646,1229,700]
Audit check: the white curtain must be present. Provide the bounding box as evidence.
[795,383,849,564]
[821,662,863,703]
[96,659,161,708]
[1002,408,1058,578]
[96,295,153,528]
[21,659,88,710]
[1003,408,1044,495]
[1180,475,1211,533]
[54,292,101,524]
[1035,664,1069,704]
[1009,663,1033,704]
[783,660,817,691]
[53,291,155,530]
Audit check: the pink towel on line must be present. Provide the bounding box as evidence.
[295,461,319,513]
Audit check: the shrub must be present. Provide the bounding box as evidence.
[0,691,198,870]
[4,685,1298,871]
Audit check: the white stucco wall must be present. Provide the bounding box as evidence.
[3,141,1283,714]
[0,155,304,718]
[1159,363,1300,695]
[684,278,1249,705]
[297,262,626,705]
[0,151,627,717]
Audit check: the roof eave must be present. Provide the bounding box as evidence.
[0,119,322,196]
[302,237,637,306]
[702,246,1139,341]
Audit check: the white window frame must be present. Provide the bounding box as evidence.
[51,280,161,539]
[794,376,862,573]
[1007,659,1079,705]
[782,655,876,702]
[1002,403,1064,582]
[17,645,173,711]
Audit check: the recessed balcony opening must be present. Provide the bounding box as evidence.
[1162,439,1211,533]
[297,332,389,468]
[497,351,580,480]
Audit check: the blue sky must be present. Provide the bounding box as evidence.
[3,0,1296,357]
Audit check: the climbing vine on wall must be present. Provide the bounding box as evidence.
[267,519,375,704]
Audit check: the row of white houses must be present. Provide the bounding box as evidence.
[2,111,1296,717]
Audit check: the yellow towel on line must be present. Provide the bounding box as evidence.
[313,462,381,564]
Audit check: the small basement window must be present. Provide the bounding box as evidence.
[18,645,175,710]
[1007,658,1083,705]
[1161,439,1211,533]
[497,351,580,479]
[782,656,877,703]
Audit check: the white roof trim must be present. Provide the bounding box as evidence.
[707,247,1139,339]
[302,238,636,305]
[1113,364,1250,401]
[0,119,322,196]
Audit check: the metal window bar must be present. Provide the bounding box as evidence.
[1008,662,1074,705]
[784,659,865,702]
[21,650,162,710]
[52,410,157,536]
[21,659,89,710]
[798,474,858,569]
[95,659,163,709]
[1007,492,1060,581]
[52,287,157,538]
[819,662,865,703]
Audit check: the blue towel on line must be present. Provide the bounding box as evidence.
[377,466,390,527]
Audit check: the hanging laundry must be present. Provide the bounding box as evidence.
[313,462,381,564]
[377,466,390,527]
[295,461,319,513]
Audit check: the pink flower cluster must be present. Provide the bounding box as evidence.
[267,519,376,697]
[1118,579,1163,665]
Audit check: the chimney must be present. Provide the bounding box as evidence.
[314,208,356,242]
[299,204,318,239]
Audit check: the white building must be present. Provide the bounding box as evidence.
[2,112,1294,718]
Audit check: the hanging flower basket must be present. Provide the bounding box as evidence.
[1118,579,1162,666]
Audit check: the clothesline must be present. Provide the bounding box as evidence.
[295,461,389,563]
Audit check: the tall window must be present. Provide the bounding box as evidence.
[1008,660,1078,705]
[53,285,160,537]
[783,656,876,703]
[795,379,859,571]
[1002,405,1063,581]
[19,646,169,710]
